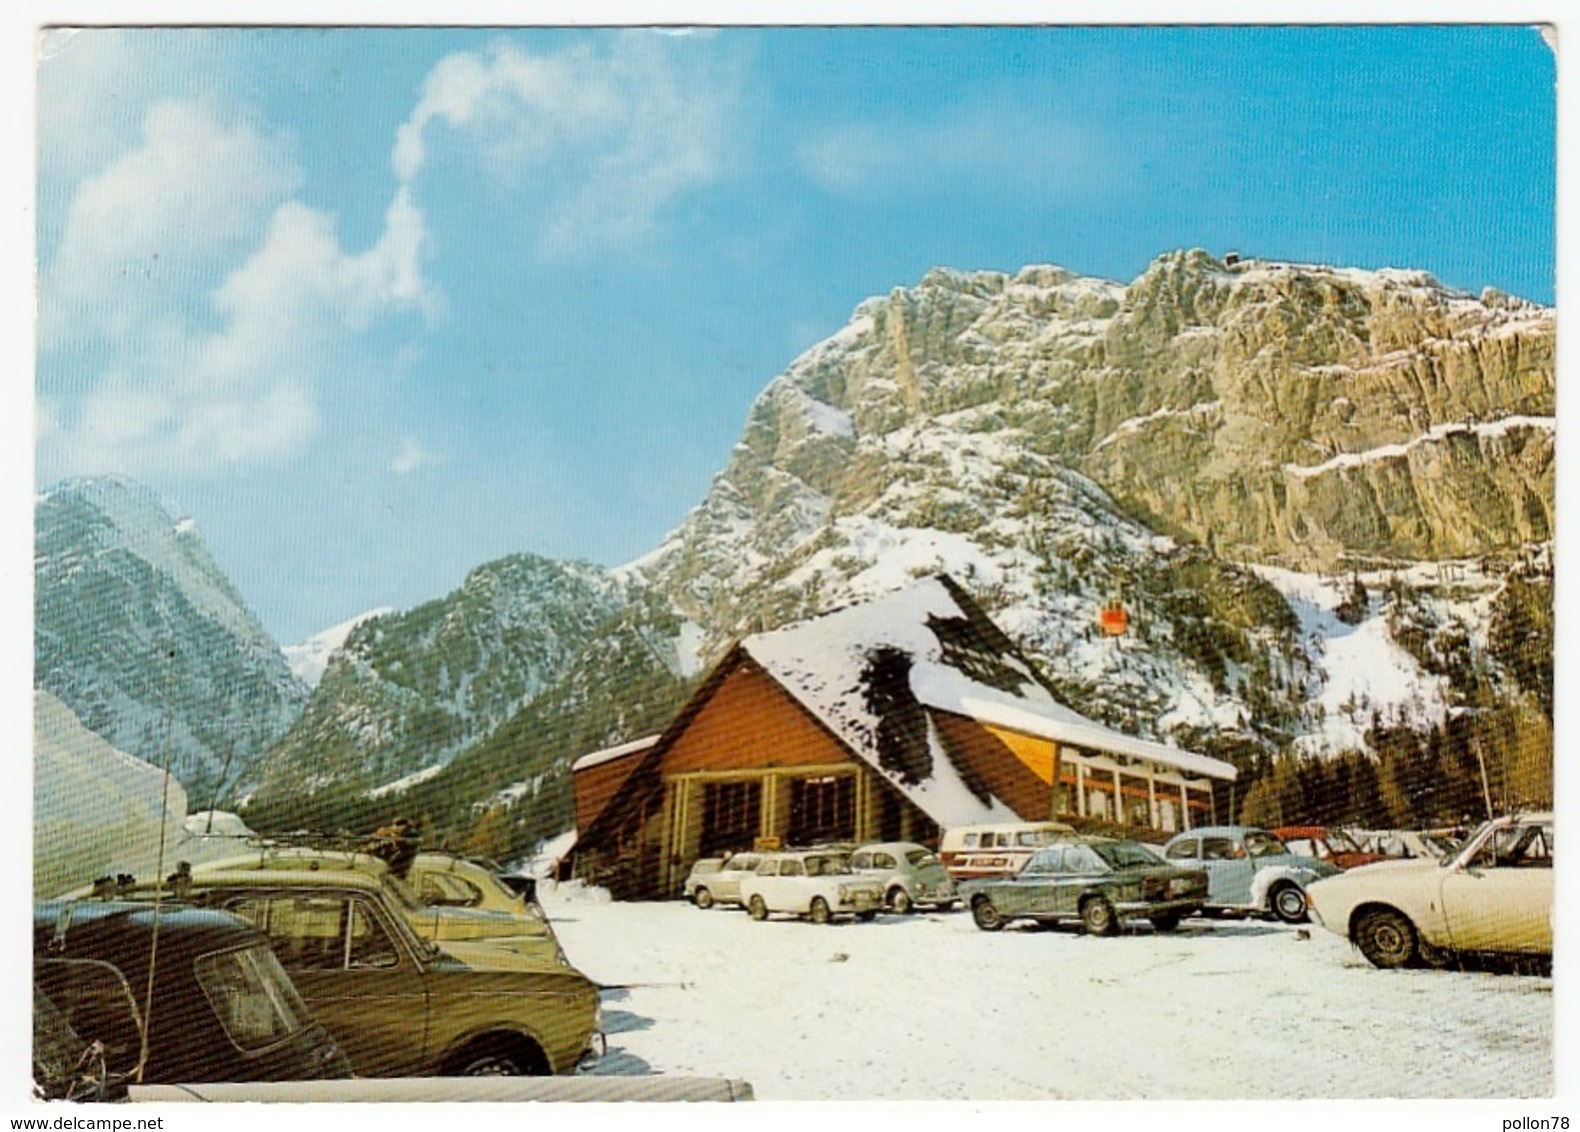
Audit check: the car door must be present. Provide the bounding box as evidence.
[1197,835,1256,904]
[1438,821,1553,954]
[221,891,431,1077]
[771,858,809,912]
[995,848,1061,917]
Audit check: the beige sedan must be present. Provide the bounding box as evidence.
[1304,811,1552,969]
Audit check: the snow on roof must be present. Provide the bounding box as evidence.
[573,734,662,773]
[922,673,1236,781]
[742,576,1234,825]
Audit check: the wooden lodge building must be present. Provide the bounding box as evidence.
[571,575,1237,900]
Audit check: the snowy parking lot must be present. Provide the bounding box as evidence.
[543,883,1553,1102]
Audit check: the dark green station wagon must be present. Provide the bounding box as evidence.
[959,837,1208,935]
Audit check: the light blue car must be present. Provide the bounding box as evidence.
[1161,825,1339,923]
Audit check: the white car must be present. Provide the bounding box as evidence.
[682,851,766,909]
[1304,811,1553,969]
[738,851,884,924]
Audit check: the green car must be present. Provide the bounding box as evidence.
[959,837,1208,935]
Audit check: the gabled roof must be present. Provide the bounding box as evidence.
[742,575,1235,827]
[577,575,1234,848]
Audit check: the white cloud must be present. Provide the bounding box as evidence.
[42,100,302,351]
[390,437,442,475]
[393,32,739,258]
[39,96,433,479]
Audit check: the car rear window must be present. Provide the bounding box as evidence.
[195,944,314,1052]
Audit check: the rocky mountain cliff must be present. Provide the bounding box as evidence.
[626,250,1552,741]
[33,477,308,799]
[37,250,1554,844]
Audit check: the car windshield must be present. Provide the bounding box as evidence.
[382,874,425,911]
[1091,841,1162,869]
[1243,832,1289,858]
[904,849,938,868]
[194,944,314,1052]
[803,855,852,877]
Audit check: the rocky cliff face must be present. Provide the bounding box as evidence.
[33,478,307,798]
[39,250,1553,827]
[628,250,1552,746]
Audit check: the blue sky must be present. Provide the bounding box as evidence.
[31,23,1557,644]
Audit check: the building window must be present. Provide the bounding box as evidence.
[701,780,762,857]
[788,775,854,846]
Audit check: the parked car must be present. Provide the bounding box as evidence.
[683,851,766,909]
[959,837,1208,934]
[847,842,956,913]
[70,864,604,1077]
[1161,825,1339,923]
[406,853,557,933]
[186,848,572,965]
[738,850,885,924]
[34,900,351,1095]
[1273,826,1387,870]
[1304,811,1553,970]
[937,821,1076,881]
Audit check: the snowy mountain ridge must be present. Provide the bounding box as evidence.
[34,477,309,797]
[36,250,1554,834]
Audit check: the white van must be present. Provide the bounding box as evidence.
[937,821,1077,881]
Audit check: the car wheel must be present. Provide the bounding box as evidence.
[1269,882,1308,924]
[971,896,1005,932]
[809,897,832,925]
[446,1037,547,1077]
[692,887,715,910]
[1149,912,1182,933]
[747,895,768,921]
[1355,908,1419,969]
[1081,896,1119,936]
[888,888,914,915]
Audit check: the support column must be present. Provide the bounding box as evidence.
[1076,763,1088,818]
[1112,768,1124,825]
[1148,774,1158,830]
[1049,744,1063,821]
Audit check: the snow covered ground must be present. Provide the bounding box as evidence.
[542,883,1553,1103]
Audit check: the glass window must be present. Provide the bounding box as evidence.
[874,853,896,870]
[1242,832,1288,858]
[195,945,314,1051]
[419,872,483,907]
[1025,848,1062,874]
[1202,837,1240,861]
[1064,846,1107,873]
[34,960,143,1075]
[781,860,804,877]
[1166,839,1198,861]
[347,902,400,969]
[851,853,871,870]
[758,860,779,876]
[963,834,980,849]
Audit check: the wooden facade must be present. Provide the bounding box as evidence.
[571,576,1235,901]
[574,659,1225,900]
